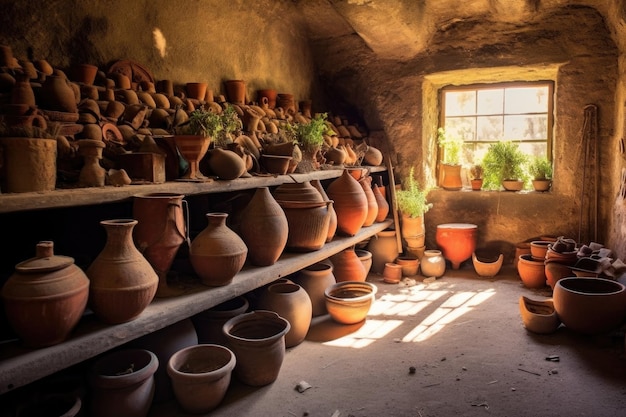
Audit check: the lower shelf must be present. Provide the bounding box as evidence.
[0,219,393,395]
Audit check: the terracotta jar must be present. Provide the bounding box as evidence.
[363,146,383,166]
[0,137,57,193]
[544,259,573,290]
[257,282,312,347]
[367,229,400,274]
[239,187,288,266]
[222,310,291,386]
[372,184,390,222]
[383,262,403,284]
[311,179,338,242]
[435,223,478,269]
[395,255,420,277]
[167,344,236,414]
[10,73,36,107]
[1,241,89,348]
[420,249,446,277]
[190,213,248,287]
[514,242,531,269]
[359,176,379,227]
[40,74,78,113]
[330,247,367,282]
[192,296,249,345]
[87,219,159,324]
[355,249,373,276]
[225,79,246,105]
[440,164,463,190]
[186,82,208,101]
[277,200,333,252]
[327,169,368,236]
[291,262,337,317]
[89,348,158,417]
[133,192,188,297]
[78,139,106,188]
[517,254,547,289]
[207,147,246,180]
[257,89,277,108]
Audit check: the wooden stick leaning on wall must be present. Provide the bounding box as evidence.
[386,159,403,254]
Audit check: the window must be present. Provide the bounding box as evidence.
[440,81,554,164]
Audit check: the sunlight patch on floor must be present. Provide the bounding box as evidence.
[323,319,403,348]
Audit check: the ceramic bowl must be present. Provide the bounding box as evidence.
[530,240,551,260]
[324,281,377,324]
[472,252,504,277]
[553,277,626,335]
[261,154,292,175]
[518,296,560,334]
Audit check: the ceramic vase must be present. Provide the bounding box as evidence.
[292,262,337,317]
[239,187,288,266]
[40,74,78,113]
[420,250,446,277]
[326,169,368,236]
[435,223,478,269]
[367,229,400,274]
[133,192,188,297]
[174,135,211,180]
[372,184,390,222]
[167,344,236,414]
[89,349,158,417]
[277,200,333,252]
[222,310,291,386]
[1,241,89,348]
[257,282,312,347]
[190,213,248,286]
[207,147,246,180]
[87,219,159,324]
[0,137,57,193]
[330,247,367,282]
[78,139,106,187]
[311,179,338,242]
[192,296,249,345]
[359,176,379,227]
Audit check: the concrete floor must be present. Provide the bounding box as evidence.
[150,264,626,417]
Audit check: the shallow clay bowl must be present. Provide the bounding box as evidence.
[324,281,377,325]
[519,296,560,334]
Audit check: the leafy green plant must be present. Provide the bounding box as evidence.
[528,156,552,180]
[395,167,433,218]
[175,107,223,138]
[289,112,332,151]
[482,141,529,190]
[220,104,242,134]
[437,127,464,165]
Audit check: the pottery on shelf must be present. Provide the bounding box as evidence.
[420,249,446,278]
[207,147,246,180]
[518,296,561,334]
[553,277,626,335]
[174,135,211,180]
[330,247,367,282]
[372,184,390,222]
[326,169,368,236]
[517,254,547,289]
[167,344,236,414]
[311,179,338,242]
[87,219,159,324]
[435,223,477,269]
[359,176,379,227]
[192,296,250,345]
[472,252,504,277]
[1,241,89,348]
[190,212,248,287]
[77,139,106,187]
[277,200,333,252]
[324,281,378,324]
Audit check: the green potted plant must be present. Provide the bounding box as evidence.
[437,127,464,190]
[289,112,332,172]
[469,163,484,191]
[528,156,552,192]
[213,103,242,148]
[173,107,222,180]
[482,141,529,191]
[395,166,433,252]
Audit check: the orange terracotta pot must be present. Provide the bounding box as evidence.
[326,169,368,236]
[517,254,547,289]
[435,223,477,269]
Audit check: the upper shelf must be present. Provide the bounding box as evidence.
[0,166,387,213]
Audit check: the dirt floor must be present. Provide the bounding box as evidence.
[149,263,626,417]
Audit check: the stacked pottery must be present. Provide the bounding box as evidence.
[330,247,367,282]
[257,282,312,348]
[544,237,578,289]
[189,213,248,287]
[238,187,288,266]
[326,169,368,236]
[87,219,159,324]
[367,229,400,274]
[1,241,89,348]
[291,262,336,317]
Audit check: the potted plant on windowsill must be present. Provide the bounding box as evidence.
[469,163,484,191]
[482,141,529,191]
[529,156,552,192]
[437,127,464,190]
[395,166,433,254]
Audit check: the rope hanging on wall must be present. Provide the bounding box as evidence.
[578,104,599,244]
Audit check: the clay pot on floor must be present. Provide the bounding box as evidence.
[355,249,373,276]
[167,344,236,414]
[518,296,560,334]
[222,310,291,386]
[324,281,378,324]
[472,252,504,277]
[190,213,248,287]
[87,219,159,324]
[89,348,158,417]
[1,241,89,348]
[420,250,446,277]
[435,223,477,269]
[257,282,312,347]
[530,240,551,260]
[383,262,403,284]
[330,247,367,282]
[395,255,420,277]
[544,259,574,290]
[292,262,336,317]
[367,229,400,274]
[192,296,250,345]
[517,254,547,289]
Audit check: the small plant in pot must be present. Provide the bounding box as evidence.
[528,156,552,192]
[482,141,529,191]
[289,112,332,172]
[437,127,464,190]
[396,166,433,251]
[469,163,484,191]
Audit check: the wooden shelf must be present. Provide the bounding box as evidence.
[0,219,393,395]
[0,166,387,213]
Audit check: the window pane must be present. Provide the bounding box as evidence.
[477,116,503,140]
[504,87,549,114]
[504,115,548,140]
[445,117,475,141]
[445,91,476,116]
[477,89,503,115]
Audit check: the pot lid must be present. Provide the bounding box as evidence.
[15,241,74,273]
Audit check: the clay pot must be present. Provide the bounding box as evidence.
[167,344,236,414]
[261,154,292,175]
[10,74,36,107]
[87,219,159,324]
[71,64,98,85]
[545,246,578,264]
[327,169,369,236]
[544,259,574,289]
[330,247,367,282]
[367,229,400,274]
[472,252,504,277]
[363,146,383,166]
[186,82,208,101]
[40,74,78,113]
[225,80,246,105]
[395,255,420,277]
[190,213,248,287]
[359,176,379,227]
[470,179,483,191]
[257,282,312,347]
[553,277,626,335]
[518,296,560,334]
[133,193,188,297]
[89,349,158,417]
[324,281,378,324]
[239,187,288,266]
[192,296,250,345]
[435,223,478,269]
[78,139,106,187]
[355,249,373,276]
[0,137,57,193]
[440,164,463,190]
[174,135,211,180]
[517,254,547,289]
[373,184,390,222]
[276,93,296,115]
[257,89,277,108]
[530,240,551,260]
[514,242,531,269]
[274,180,324,202]
[291,262,337,317]
[1,241,89,348]
[222,310,291,386]
[383,262,403,284]
[400,214,425,249]
[207,147,246,180]
[311,179,338,242]
[277,200,333,252]
[420,250,446,277]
